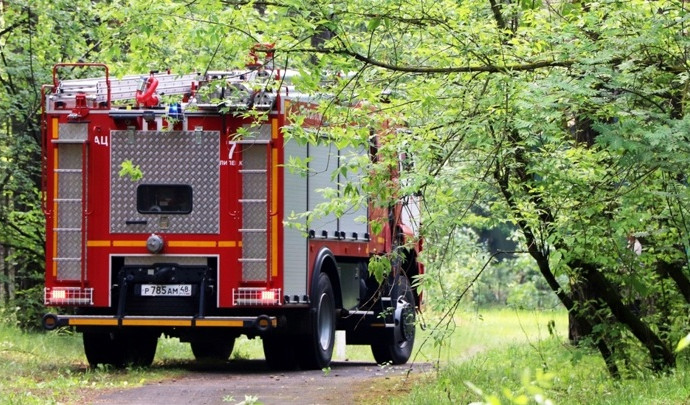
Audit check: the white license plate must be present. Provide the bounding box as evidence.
[140,284,192,297]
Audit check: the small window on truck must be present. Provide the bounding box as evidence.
[137,184,192,214]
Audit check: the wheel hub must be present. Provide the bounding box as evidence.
[394,296,415,343]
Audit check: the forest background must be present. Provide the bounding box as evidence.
[2,0,690,397]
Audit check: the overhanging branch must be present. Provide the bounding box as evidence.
[286,46,686,76]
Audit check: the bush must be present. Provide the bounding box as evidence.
[10,285,45,331]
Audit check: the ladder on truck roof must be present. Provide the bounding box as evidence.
[49,63,296,112]
[53,72,201,105]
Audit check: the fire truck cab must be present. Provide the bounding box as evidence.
[41,50,422,370]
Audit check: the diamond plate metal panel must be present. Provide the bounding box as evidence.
[241,145,267,170]
[243,201,267,229]
[57,261,81,281]
[241,144,268,282]
[58,123,88,141]
[243,173,267,200]
[57,231,81,258]
[58,172,82,199]
[110,131,220,234]
[242,232,267,258]
[242,260,266,281]
[57,202,82,229]
[59,144,82,168]
[55,144,83,281]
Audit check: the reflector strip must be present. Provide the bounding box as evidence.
[52,147,59,278]
[195,319,244,327]
[168,241,216,248]
[87,240,111,247]
[270,117,279,278]
[52,315,277,329]
[271,146,279,278]
[91,240,237,248]
[52,118,59,139]
[112,240,147,247]
[50,120,59,278]
[122,319,192,327]
[69,318,118,326]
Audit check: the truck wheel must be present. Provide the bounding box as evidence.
[83,331,118,367]
[298,272,336,369]
[191,336,235,362]
[262,334,298,370]
[127,330,159,367]
[83,330,158,368]
[371,276,416,365]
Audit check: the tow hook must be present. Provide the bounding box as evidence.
[256,315,273,332]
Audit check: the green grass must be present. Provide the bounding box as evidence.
[3,309,690,404]
[394,308,690,405]
[0,327,191,404]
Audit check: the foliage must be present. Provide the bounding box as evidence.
[226,0,690,375]
[118,159,144,182]
[2,0,690,378]
[10,286,45,331]
[0,0,110,326]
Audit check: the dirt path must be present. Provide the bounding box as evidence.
[92,360,431,405]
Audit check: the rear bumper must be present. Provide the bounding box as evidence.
[42,313,277,331]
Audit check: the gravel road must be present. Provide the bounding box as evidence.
[92,360,430,405]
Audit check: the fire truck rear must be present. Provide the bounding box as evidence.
[40,50,422,369]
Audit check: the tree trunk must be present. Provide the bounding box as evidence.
[493,163,620,378]
[655,260,690,305]
[575,260,676,372]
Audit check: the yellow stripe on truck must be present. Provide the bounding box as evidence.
[112,240,147,247]
[87,240,111,247]
[68,318,119,326]
[122,319,192,327]
[167,241,217,248]
[195,319,244,327]
[52,146,59,277]
[271,117,279,278]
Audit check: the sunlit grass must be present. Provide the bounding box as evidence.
[399,338,690,405]
[0,308,567,404]
[386,308,690,405]
[0,327,187,404]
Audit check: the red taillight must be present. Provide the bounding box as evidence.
[261,290,276,303]
[233,288,282,306]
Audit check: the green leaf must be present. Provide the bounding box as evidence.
[367,17,382,32]
[676,333,690,353]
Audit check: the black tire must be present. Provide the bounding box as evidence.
[83,331,118,367]
[191,336,235,362]
[297,272,336,369]
[262,334,298,370]
[83,330,158,368]
[127,330,159,367]
[371,276,416,365]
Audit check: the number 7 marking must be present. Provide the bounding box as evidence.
[228,142,237,160]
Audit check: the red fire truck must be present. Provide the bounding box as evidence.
[40,49,422,369]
